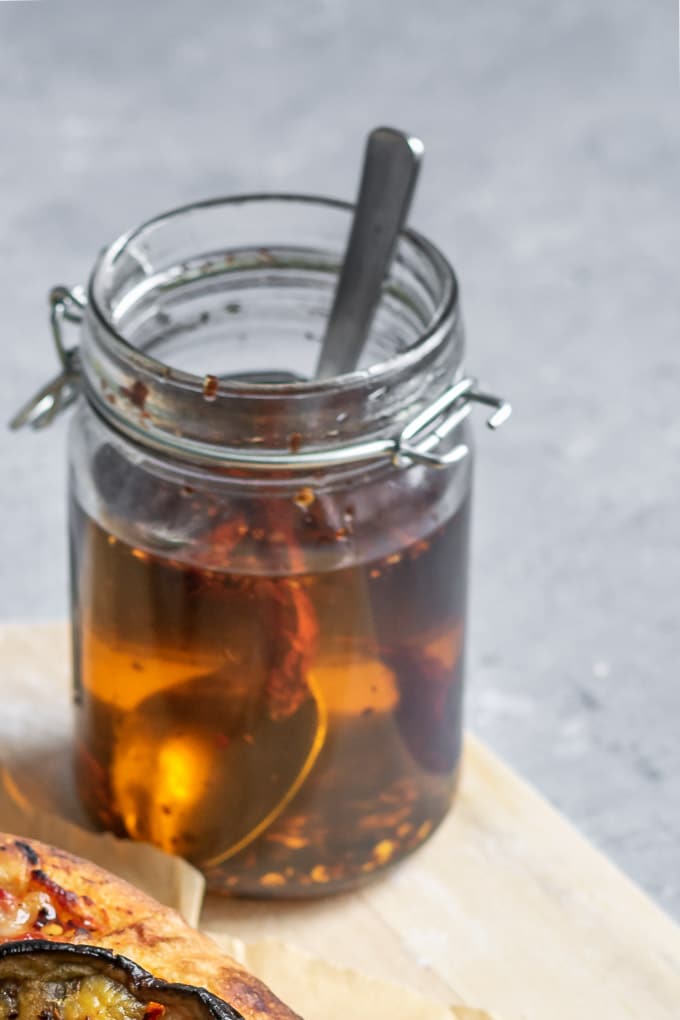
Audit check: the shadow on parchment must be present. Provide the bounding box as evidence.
[2,739,94,832]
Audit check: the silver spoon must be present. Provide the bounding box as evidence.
[315,126,424,380]
[223,127,423,385]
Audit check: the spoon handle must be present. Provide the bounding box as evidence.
[315,127,424,380]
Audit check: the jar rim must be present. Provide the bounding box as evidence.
[87,192,459,395]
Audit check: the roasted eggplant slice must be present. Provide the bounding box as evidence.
[0,941,244,1020]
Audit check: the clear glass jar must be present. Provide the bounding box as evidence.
[16,195,509,896]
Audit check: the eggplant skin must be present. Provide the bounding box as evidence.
[0,940,244,1020]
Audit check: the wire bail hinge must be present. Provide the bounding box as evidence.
[9,285,85,431]
[394,377,511,468]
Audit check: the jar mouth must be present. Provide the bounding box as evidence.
[81,192,464,467]
[87,193,458,395]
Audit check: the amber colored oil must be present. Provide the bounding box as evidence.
[71,487,469,896]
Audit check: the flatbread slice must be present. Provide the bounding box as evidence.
[0,833,300,1020]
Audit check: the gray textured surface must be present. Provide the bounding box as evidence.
[1,1,678,916]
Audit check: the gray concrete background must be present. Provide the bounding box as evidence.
[1,2,678,916]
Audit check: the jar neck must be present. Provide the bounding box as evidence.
[79,194,463,469]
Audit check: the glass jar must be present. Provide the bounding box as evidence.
[13,195,509,896]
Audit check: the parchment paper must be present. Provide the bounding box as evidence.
[0,768,497,1020]
[0,770,205,925]
[213,934,494,1020]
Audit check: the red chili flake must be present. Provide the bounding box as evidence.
[203,374,219,401]
[144,1004,166,1020]
[120,380,149,410]
[289,432,303,453]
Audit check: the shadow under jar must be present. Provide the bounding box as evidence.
[60,195,506,896]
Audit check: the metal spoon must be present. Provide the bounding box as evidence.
[315,126,424,380]
[223,127,423,385]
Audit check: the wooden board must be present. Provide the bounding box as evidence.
[1,621,680,1020]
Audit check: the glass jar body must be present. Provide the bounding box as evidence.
[69,400,472,896]
[59,193,484,896]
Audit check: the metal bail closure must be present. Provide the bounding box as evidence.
[10,285,85,431]
[394,377,511,468]
[9,286,511,470]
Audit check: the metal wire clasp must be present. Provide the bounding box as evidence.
[10,284,511,468]
[10,286,85,431]
[395,377,511,468]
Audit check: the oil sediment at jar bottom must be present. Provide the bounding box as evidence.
[71,495,469,895]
